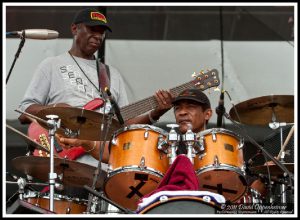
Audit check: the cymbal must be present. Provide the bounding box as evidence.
[229,95,294,125]
[6,124,49,153]
[11,156,107,188]
[250,163,294,176]
[37,107,121,141]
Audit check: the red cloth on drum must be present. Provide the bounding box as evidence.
[140,154,199,201]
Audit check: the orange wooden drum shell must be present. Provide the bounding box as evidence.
[194,129,247,202]
[108,128,169,172]
[25,197,87,214]
[105,126,169,210]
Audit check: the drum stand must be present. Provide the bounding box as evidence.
[6,174,49,214]
[269,121,294,204]
[223,112,294,202]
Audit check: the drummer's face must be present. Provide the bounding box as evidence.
[174,100,212,133]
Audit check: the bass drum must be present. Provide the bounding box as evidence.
[104,124,169,210]
[139,196,220,214]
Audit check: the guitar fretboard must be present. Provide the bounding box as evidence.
[120,69,219,121]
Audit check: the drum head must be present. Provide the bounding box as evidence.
[104,170,163,210]
[140,196,219,214]
[198,169,247,202]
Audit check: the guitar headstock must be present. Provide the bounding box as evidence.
[192,69,220,91]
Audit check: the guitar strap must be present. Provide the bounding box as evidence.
[61,61,110,160]
[98,60,111,97]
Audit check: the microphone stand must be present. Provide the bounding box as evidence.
[216,91,225,128]
[223,112,294,192]
[6,30,25,84]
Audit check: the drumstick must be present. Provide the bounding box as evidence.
[276,125,294,160]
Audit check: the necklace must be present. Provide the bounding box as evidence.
[68,51,102,96]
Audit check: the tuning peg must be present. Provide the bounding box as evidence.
[214,87,221,92]
[194,82,202,86]
[192,72,197,78]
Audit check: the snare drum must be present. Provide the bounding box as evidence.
[139,196,219,214]
[24,191,87,214]
[104,124,169,210]
[194,128,247,202]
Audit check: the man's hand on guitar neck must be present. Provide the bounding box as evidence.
[125,89,173,125]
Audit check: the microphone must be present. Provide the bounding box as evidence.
[104,87,124,125]
[216,90,225,127]
[6,29,59,40]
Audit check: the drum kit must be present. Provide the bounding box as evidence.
[6,95,294,214]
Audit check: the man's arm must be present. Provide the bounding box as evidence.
[18,103,71,124]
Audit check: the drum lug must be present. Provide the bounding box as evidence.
[241,162,246,173]
[65,207,71,214]
[108,164,113,172]
[144,130,149,140]
[199,136,205,151]
[212,129,217,142]
[111,137,117,145]
[213,155,220,167]
[139,156,146,169]
[198,153,206,160]
[238,138,244,150]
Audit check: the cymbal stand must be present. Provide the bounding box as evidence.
[45,114,60,212]
[268,109,294,204]
[224,112,294,196]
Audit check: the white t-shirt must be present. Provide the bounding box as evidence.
[18,52,129,113]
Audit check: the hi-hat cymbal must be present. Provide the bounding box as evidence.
[37,107,121,141]
[11,156,107,188]
[250,163,294,176]
[6,124,49,153]
[229,95,294,125]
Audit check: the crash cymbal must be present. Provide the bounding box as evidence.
[6,124,49,153]
[229,95,294,125]
[37,107,121,141]
[11,156,107,188]
[250,163,294,176]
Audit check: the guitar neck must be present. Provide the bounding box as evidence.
[120,80,197,121]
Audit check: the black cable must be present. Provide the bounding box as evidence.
[219,6,225,92]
